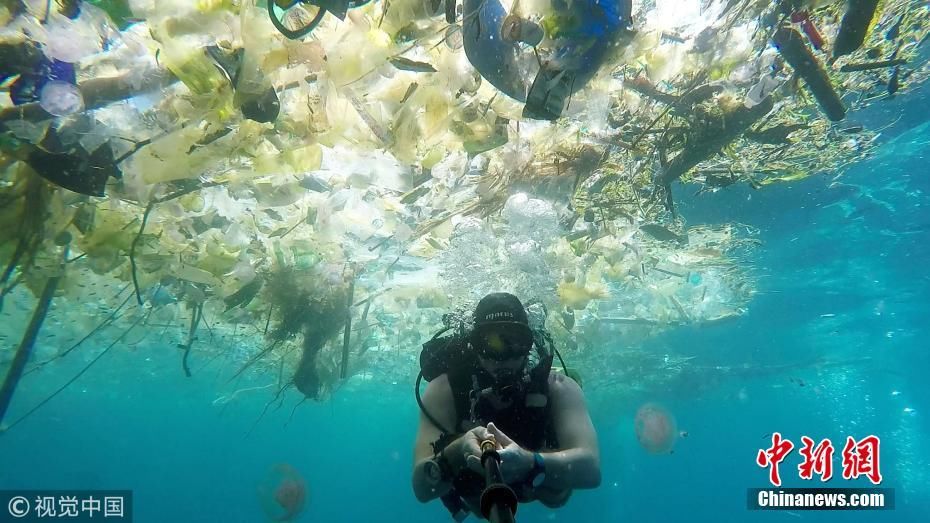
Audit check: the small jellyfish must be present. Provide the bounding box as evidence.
[258,463,307,521]
[445,25,464,50]
[39,81,85,116]
[634,403,678,454]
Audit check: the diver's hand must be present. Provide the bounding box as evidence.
[455,426,495,475]
[487,422,535,485]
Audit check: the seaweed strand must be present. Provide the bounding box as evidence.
[339,266,356,379]
[129,181,227,305]
[0,248,65,425]
[130,202,156,305]
[25,284,133,376]
[180,303,204,377]
[2,312,145,433]
[229,339,283,382]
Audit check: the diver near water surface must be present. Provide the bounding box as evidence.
[412,292,600,520]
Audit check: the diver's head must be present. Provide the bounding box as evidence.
[471,292,534,383]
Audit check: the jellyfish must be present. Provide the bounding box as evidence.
[39,80,85,116]
[634,403,678,454]
[258,464,307,521]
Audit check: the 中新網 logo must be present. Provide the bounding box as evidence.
[756,433,882,486]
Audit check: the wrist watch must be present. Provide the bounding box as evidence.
[424,450,453,486]
[526,452,546,488]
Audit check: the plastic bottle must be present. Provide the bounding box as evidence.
[744,73,781,108]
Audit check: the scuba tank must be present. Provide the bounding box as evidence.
[420,315,472,383]
[416,314,472,434]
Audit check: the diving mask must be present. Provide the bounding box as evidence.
[472,325,534,361]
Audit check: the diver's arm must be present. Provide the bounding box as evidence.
[535,373,601,493]
[412,374,458,502]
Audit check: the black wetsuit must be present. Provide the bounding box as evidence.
[442,362,559,513]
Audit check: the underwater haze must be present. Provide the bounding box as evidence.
[2,93,929,523]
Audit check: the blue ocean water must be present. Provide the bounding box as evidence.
[2,97,928,523]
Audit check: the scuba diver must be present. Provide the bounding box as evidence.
[412,292,600,520]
